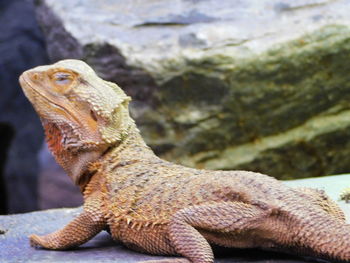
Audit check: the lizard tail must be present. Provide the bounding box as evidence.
[292,215,350,262]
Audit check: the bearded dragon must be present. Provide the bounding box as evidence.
[19,59,350,263]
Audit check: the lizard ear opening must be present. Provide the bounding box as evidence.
[90,109,98,122]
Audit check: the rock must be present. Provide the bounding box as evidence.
[1,174,349,263]
[0,0,49,213]
[35,0,350,179]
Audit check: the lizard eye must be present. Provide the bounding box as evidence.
[52,72,73,86]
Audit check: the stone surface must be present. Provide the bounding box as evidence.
[35,0,350,180]
[0,0,49,213]
[1,174,349,263]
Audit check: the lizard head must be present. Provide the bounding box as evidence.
[19,59,133,185]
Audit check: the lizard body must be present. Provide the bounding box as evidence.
[19,60,350,263]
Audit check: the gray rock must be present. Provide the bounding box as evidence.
[35,0,350,179]
[1,174,349,263]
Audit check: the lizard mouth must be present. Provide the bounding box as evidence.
[20,74,85,149]
[20,74,82,125]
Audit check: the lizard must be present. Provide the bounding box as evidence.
[19,59,350,263]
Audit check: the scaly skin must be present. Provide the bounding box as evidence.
[19,60,350,263]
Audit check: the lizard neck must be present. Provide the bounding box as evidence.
[43,116,146,190]
[43,121,109,188]
[106,122,155,162]
[81,122,155,192]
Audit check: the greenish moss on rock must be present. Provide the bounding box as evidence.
[35,0,350,179]
[156,25,350,179]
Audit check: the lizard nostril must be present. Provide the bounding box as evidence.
[32,73,40,81]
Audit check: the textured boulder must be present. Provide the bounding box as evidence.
[1,174,349,263]
[35,0,350,179]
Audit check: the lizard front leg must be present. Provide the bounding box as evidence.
[30,194,106,250]
[139,201,274,263]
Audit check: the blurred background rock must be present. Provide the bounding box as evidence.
[0,0,81,214]
[2,0,350,214]
[0,0,47,214]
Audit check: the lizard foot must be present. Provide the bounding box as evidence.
[138,258,190,263]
